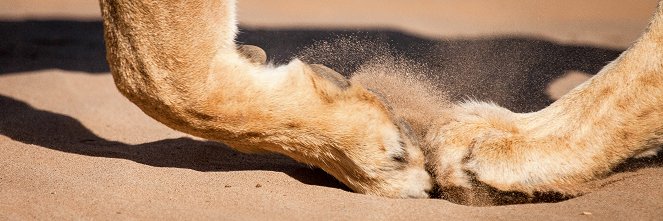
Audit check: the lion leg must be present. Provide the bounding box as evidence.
[425,1,663,204]
[99,0,431,198]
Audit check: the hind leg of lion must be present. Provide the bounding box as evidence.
[425,1,663,205]
[98,0,431,198]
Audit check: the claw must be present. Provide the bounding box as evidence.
[237,44,267,65]
[308,64,351,89]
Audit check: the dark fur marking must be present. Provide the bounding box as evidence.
[436,169,574,206]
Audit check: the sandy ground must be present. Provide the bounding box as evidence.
[1,0,662,220]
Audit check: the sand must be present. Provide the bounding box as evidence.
[1,1,662,220]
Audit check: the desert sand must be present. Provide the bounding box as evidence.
[1,0,662,220]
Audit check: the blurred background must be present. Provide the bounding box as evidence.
[0,0,659,112]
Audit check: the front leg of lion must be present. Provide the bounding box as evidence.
[420,3,663,204]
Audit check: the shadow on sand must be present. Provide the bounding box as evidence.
[1,94,660,203]
[0,95,348,190]
[1,20,624,112]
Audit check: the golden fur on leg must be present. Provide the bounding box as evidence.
[419,1,663,205]
[98,0,432,198]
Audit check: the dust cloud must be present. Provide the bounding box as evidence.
[297,36,451,136]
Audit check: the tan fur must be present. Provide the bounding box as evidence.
[99,0,663,202]
[421,2,663,205]
[99,0,431,198]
